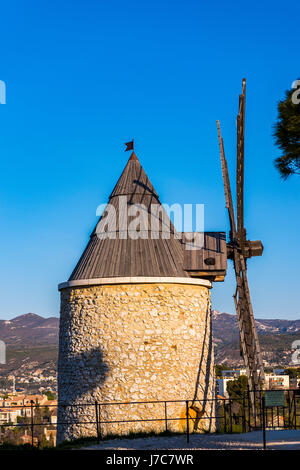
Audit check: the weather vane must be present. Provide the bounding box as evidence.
[124,139,134,152]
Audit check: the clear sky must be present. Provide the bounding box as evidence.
[0,0,299,320]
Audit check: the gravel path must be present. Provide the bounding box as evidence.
[82,430,300,450]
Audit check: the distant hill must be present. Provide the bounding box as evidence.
[0,313,59,346]
[212,310,300,366]
[0,313,59,383]
[0,312,299,380]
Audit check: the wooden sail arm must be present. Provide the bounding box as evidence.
[236,79,246,248]
[217,120,237,241]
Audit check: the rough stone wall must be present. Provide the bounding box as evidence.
[57,283,215,443]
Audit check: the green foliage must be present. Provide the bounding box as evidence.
[0,378,12,390]
[0,443,37,451]
[16,415,30,426]
[1,427,24,446]
[48,434,55,447]
[215,364,230,377]
[285,368,300,378]
[45,390,55,400]
[273,82,300,179]
[227,376,248,404]
[39,435,49,449]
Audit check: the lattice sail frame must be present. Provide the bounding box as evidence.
[216,80,265,400]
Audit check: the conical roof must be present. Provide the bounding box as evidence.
[109,151,159,199]
[69,152,188,280]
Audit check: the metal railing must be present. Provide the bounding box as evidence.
[0,389,299,447]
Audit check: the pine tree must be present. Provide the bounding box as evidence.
[273,82,300,179]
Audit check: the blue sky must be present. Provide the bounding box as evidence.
[0,0,299,320]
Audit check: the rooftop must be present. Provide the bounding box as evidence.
[65,152,227,284]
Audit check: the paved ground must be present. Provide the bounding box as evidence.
[83,430,300,450]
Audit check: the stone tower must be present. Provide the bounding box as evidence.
[57,152,227,443]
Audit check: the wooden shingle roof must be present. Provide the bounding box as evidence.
[69,152,188,280]
[68,152,227,283]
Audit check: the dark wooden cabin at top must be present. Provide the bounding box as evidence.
[69,152,228,283]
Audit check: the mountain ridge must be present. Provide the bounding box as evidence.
[0,312,299,380]
[211,310,300,365]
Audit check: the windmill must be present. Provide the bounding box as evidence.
[216,79,265,404]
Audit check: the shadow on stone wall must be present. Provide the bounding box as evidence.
[57,347,110,443]
[191,299,215,432]
[58,347,110,403]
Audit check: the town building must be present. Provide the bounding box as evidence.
[216,368,290,396]
[264,372,289,390]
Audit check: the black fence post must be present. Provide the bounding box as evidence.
[99,403,102,437]
[253,385,257,428]
[186,400,189,444]
[229,399,233,433]
[269,405,272,428]
[164,402,168,433]
[242,392,246,433]
[259,390,263,430]
[30,400,34,447]
[95,401,100,442]
[262,396,266,450]
[288,392,291,429]
[294,390,297,430]
[247,385,251,430]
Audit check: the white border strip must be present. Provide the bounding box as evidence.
[58,276,212,291]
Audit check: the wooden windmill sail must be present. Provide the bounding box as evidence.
[216,79,265,398]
